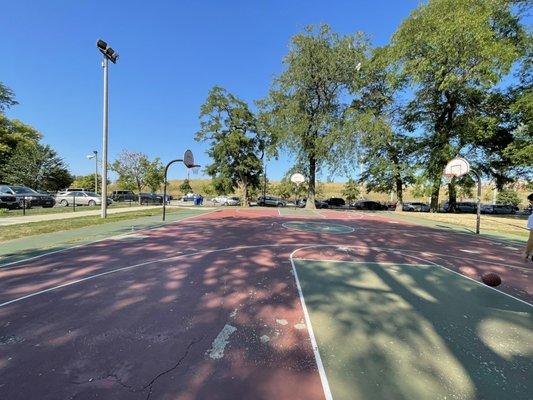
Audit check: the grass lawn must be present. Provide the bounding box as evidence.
[0,207,181,242]
[0,202,144,218]
[385,211,529,240]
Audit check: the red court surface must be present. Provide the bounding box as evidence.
[0,208,531,399]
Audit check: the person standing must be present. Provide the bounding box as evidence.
[526,193,533,261]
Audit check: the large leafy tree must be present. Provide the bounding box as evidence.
[352,47,416,210]
[111,151,163,201]
[391,0,528,210]
[260,25,367,209]
[195,86,263,206]
[2,142,73,190]
[144,157,165,193]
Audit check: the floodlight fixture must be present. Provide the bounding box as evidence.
[96,39,119,64]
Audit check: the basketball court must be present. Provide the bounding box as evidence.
[0,208,531,399]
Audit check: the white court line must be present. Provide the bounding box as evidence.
[293,258,432,267]
[289,249,333,400]
[396,248,531,272]
[0,209,220,269]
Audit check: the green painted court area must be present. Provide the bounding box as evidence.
[294,259,533,400]
[283,221,355,234]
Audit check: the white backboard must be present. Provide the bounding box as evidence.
[290,173,305,184]
[443,157,470,178]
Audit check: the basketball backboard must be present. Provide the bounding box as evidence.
[183,150,195,168]
[290,173,305,185]
[443,157,470,178]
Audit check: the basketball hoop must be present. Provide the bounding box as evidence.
[443,157,470,178]
[290,173,305,185]
[190,166,200,175]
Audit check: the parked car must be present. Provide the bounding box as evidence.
[443,201,477,213]
[62,188,89,193]
[0,193,17,209]
[481,204,516,215]
[351,200,387,210]
[181,192,198,202]
[56,191,112,207]
[0,184,55,208]
[297,198,328,209]
[213,196,240,206]
[139,193,163,205]
[111,190,137,202]
[257,196,287,207]
[326,197,346,207]
[402,202,430,212]
[386,202,397,211]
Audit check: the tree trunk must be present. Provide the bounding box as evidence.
[429,178,441,212]
[305,156,317,209]
[395,178,404,212]
[447,178,457,212]
[241,178,249,208]
[137,180,142,205]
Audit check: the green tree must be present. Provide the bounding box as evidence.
[260,25,367,209]
[390,0,528,210]
[111,150,150,203]
[352,47,416,210]
[0,82,18,113]
[342,178,361,203]
[496,189,521,206]
[195,86,263,206]
[179,179,193,194]
[71,174,111,193]
[2,142,73,191]
[144,157,165,193]
[0,116,41,181]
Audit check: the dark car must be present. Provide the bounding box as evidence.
[0,184,56,209]
[443,201,477,213]
[111,190,137,202]
[0,193,17,209]
[326,197,346,207]
[139,193,163,205]
[351,200,387,211]
[481,204,516,215]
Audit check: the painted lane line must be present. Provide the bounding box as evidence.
[0,209,220,269]
[289,249,334,400]
[206,324,237,360]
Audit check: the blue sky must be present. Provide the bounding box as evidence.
[1,0,420,181]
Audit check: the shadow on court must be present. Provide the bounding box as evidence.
[295,258,533,400]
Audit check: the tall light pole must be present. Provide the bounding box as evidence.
[96,39,118,218]
[86,150,98,193]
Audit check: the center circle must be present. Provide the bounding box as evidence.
[282,221,354,234]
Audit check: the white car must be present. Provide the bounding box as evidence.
[213,196,240,206]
